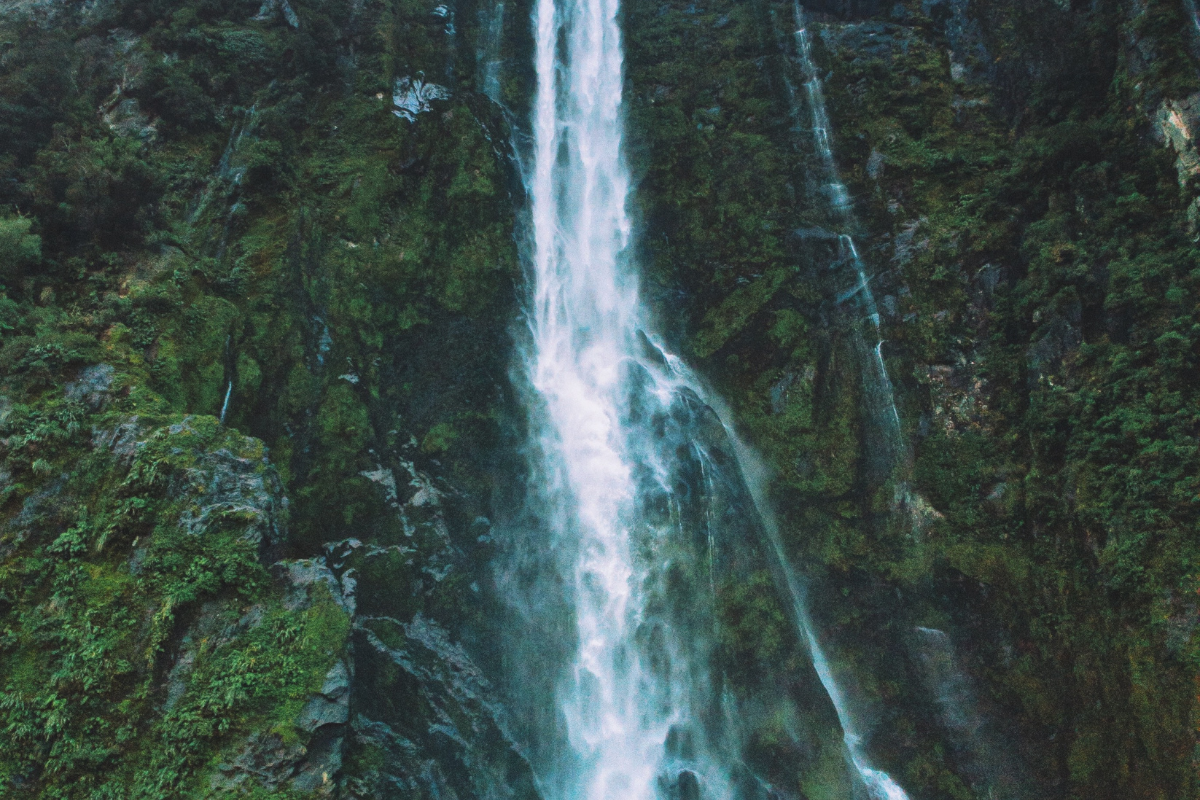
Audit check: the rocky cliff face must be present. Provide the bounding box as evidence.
[0,0,537,795]
[623,0,1200,796]
[1,0,1198,797]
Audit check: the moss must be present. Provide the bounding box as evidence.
[0,392,348,796]
[0,214,42,284]
[618,0,1200,794]
[0,0,523,794]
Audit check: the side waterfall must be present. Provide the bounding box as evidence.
[511,0,912,796]
[721,425,912,800]
[791,2,903,461]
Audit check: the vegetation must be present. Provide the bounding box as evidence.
[625,0,1200,796]
[0,0,521,794]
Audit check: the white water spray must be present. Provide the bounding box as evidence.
[525,0,725,794]
[519,0,912,795]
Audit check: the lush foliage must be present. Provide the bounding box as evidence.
[625,0,1200,797]
[0,0,522,794]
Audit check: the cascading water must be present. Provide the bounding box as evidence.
[513,0,914,796]
[477,0,505,104]
[722,428,912,800]
[913,628,1031,799]
[522,0,729,793]
[791,3,903,459]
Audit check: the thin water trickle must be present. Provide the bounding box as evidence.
[478,0,506,104]
[715,425,911,800]
[219,380,232,424]
[793,4,902,453]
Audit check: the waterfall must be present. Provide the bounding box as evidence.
[512,0,913,796]
[913,627,1031,799]
[477,0,505,104]
[219,380,232,424]
[523,0,728,793]
[718,421,912,800]
[792,3,903,460]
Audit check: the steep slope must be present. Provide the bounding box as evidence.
[0,0,539,796]
[623,0,1200,797]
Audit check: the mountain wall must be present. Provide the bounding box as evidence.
[1,0,1198,797]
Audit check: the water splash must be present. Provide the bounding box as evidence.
[512,0,913,795]
[522,0,728,793]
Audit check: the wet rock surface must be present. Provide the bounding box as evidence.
[344,615,540,800]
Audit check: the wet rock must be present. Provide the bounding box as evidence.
[212,732,309,792]
[671,769,702,800]
[404,465,444,508]
[770,372,796,414]
[253,0,300,27]
[359,466,400,509]
[291,725,344,793]
[919,0,989,84]
[1026,315,1081,386]
[866,148,885,180]
[1151,93,1200,236]
[279,557,355,614]
[207,567,351,795]
[804,0,887,20]
[393,76,452,122]
[820,21,912,62]
[91,416,143,463]
[64,364,114,409]
[164,599,255,711]
[891,218,928,267]
[5,473,71,546]
[175,439,286,549]
[1153,93,1200,183]
[348,614,541,800]
[102,97,155,140]
[298,661,352,732]
[924,359,992,437]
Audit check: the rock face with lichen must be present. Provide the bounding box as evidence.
[0,398,354,796]
[622,0,1200,795]
[0,0,536,795]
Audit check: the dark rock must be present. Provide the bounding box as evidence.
[280,558,353,613]
[64,364,114,409]
[298,661,352,732]
[212,732,308,792]
[168,430,287,554]
[1026,315,1081,386]
[675,769,701,800]
[347,614,541,800]
[91,417,143,463]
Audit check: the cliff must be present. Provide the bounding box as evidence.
[0,0,1197,796]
